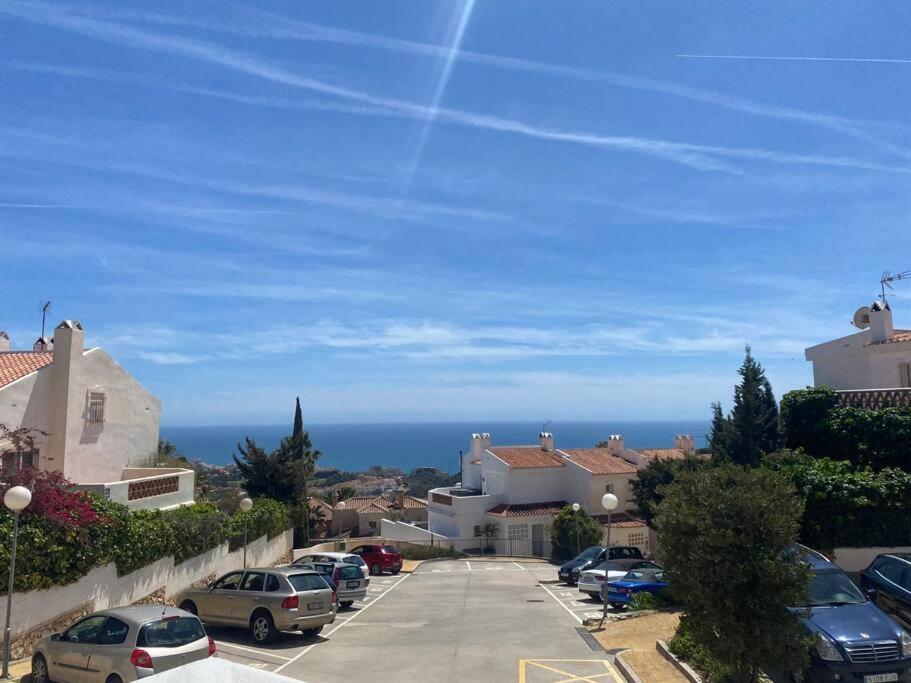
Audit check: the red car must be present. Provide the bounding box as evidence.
[349,544,402,576]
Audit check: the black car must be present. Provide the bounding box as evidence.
[861,553,911,630]
[557,545,643,585]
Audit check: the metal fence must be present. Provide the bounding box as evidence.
[395,537,549,559]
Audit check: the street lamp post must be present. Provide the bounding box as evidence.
[1,486,31,679]
[599,493,619,626]
[239,498,253,569]
[571,503,581,556]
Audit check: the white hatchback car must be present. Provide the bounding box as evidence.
[578,559,662,600]
[292,551,369,578]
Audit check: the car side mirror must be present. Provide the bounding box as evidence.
[50,633,61,642]
[865,587,878,602]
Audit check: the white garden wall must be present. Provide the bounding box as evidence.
[832,545,911,573]
[8,529,292,656]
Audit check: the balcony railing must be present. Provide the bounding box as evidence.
[837,388,911,410]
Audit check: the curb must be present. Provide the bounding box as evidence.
[656,639,703,683]
[399,560,425,573]
[614,651,644,683]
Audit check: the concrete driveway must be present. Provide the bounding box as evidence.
[263,559,622,682]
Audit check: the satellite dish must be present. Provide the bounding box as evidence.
[852,306,871,330]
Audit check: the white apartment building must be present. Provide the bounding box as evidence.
[428,432,679,554]
[805,299,911,391]
[0,320,194,510]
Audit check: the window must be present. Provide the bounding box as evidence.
[137,617,206,648]
[0,450,35,476]
[876,558,906,585]
[368,521,378,531]
[902,364,911,388]
[339,566,362,580]
[288,573,331,591]
[605,484,614,493]
[241,572,265,591]
[97,618,130,645]
[507,524,529,541]
[212,572,243,590]
[265,574,280,592]
[473,525,482,537]
[87,391,106,423]
[64,616,106,644]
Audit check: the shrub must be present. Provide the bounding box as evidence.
[229,497,291,551]
[780,387,838,457]
[627,592,656,611]
[656,466,811,682]
[397,544,465,560]
[669,615,732,682]
[550,505,604,562]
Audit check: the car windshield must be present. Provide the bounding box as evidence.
[344,555,365,566]
[800,569,866,606]
[575,547,602,562]
[594,562,622,572]
[137,617,206,648]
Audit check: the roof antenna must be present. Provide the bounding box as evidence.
[542,419,551,433]
[39,301,52,339]
[880,270,911,302]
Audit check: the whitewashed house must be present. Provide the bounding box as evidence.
[0,320,194,510]
[428,432,649,554]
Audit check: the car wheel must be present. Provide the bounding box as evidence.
[250,610,276,643]
[31,654,50,683]
[106,675,124,683]
[392,568,400,575]
[609,603,625,611]
[340,601,354,609]
[179,600,198,616]
[370,563,382,576]
[303,625,324,638]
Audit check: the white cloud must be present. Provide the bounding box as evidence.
[135,351,200,365]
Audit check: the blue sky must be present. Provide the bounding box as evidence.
[2,1,911,425]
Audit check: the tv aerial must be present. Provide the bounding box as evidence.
[38,301,52,338]
[880,270,911,301]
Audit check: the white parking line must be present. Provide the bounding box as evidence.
[214,641,292,661]
[512,561,525,570]
[538,582,583,624]
[273,575,410,673]
[465,561,471,571]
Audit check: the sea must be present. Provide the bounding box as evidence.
[160,421,710,474]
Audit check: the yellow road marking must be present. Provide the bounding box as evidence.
[518,659,621,683]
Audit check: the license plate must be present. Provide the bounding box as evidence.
[347,581,360,589]
[865,675,898,683]
[307,602,323,610]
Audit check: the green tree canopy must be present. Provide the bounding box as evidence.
[631,455,713,527]
[550,505,604,561]
[656,465,810,682]
[232,437,296,501]
[710,346,780,466]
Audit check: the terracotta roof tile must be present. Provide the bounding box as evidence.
[562,448,638,475]
[486,501,567,517]
[0,352,53,389]
[488,447,565,469]
[591,512,648,529]
[339,496,390,512]
[867,329,911,346]
[307,497,333,521]
[401,496,427,510]
[637,448,688,461]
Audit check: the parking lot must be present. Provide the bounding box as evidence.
[211,559,622,682]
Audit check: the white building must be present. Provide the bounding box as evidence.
[428,432,650,554]
[805,300,911,392]
[0,320,194,510]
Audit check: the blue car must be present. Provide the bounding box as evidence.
[603,568,668,609]
[794,550,911,682]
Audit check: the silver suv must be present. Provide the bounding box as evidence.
[293,561,369,608]
[31,605,213,682]
[175,567,336,643]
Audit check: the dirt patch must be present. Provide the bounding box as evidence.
[401,559,423,573]
[590,611,686,683]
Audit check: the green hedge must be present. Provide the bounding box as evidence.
[769,453,911,549]
[780,387,911,470]
[397,544,465,561]
[0,496,290,593]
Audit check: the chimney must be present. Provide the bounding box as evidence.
[539,432,554,452]
[0,332,9,352]
[674,434,695,454]
[46,320,85,478]
[395,485,406,508]
[606,434,625,455]
[480,432,490,452]
[33,336,53,352]
[470,433,483,460]
[870,300,895,343]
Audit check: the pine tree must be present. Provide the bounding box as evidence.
[711,346,780,467]
[232,437,296,501]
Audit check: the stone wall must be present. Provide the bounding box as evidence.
[11,602,93,661]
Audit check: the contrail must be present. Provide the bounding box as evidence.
[399,0,477,196]
[678,54,911,64]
